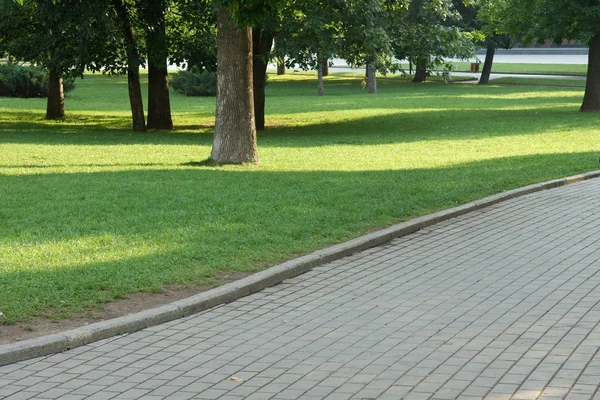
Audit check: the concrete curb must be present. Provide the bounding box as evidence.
[2,171,600,366]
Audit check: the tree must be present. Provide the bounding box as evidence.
[168,0,217,72]
[339,0,395,94]
[390,0,475,83]
[110,0,147,131]
[0,0,104,119]
[480,0,600,111]
[278,0,345,96]
[251,10,281,131]
[477,34,514,84]
[474,0,516,84]
[527,0,600,111]
[141,0,173,130]
[211,7,257,164]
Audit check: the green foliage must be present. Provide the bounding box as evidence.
[339,0,396,72]
[278,0,347,70]
[390,0,476,71]
[479,0,600,45]
[216,0,283,26]
[0,0,116,78]
[0,63,74,98]
[170,69,217,96]
[168,0,217,71]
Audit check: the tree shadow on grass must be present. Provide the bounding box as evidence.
[260,106,600,147]
[2,106,598,149]
[265,76,586,112]
[1,151,599,323]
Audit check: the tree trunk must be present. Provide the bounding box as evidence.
[274,37,285,75]
[127,66,146,132]
[46,67,64,120]
[114,0,146,132]
[321,59,329,77]
[581,33,600,112]
[366,63,377,93]
[147,63,173,129]
[317,60,325,96]
[211,8,258,164]
[277,60,285,75]
[479,43,496,85]
[412,58,427,82]
[146,4,173,130]
[252,28,274,131]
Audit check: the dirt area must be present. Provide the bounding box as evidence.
[0,271,254,345]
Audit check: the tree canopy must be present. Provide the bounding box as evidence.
[480,0,600,111]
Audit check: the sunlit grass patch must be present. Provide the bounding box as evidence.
[491,77,586,88]
[1,73,599,324]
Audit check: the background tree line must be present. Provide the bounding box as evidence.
[1,0,599,165]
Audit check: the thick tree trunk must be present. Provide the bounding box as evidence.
[211,8,258,164]
[147,63,173,129]
[479,43,496,85]
[114,0,146,131]
[321,59,329,77]
[412,58,427,82]
[277,61,285,75]
[317,60,325,96]
[252,28,274,131]
[46,67,64,120]
[581,33,600,112]
[146,6,173,130]
[366,63,377,93]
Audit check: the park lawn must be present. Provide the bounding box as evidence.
[491,76,586,87]
[1,72,600,325]
[450,62,587,76]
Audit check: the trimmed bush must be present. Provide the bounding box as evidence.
[171,69,217,97]
[0,63,75,98]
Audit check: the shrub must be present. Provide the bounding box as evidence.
[0,63,75,98]
[171,69,217,97]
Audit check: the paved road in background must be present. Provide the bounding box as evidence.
[325,52,588,79]
[2,179,600,399]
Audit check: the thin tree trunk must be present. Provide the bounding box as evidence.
[321,59,329,77]
[46,67,64,120]
[412,58,427,82]
[479,43,496,85]
[317,59,325,96]
[211,8,258,164]
[581,33,600,112]
[127,66,146,132]
[252,28,274,131]
[113,0,145,131]
[146,3,173,130]
[275,37,285,75]
[366,63,377,93]
[277,60,285,75]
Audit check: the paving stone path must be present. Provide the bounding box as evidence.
[2,179,600,400]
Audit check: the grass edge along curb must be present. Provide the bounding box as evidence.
[2,169,600,366]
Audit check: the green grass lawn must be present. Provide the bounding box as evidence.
[1,72,600,325]
[450,62,587,75]
[491,76,586,87]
